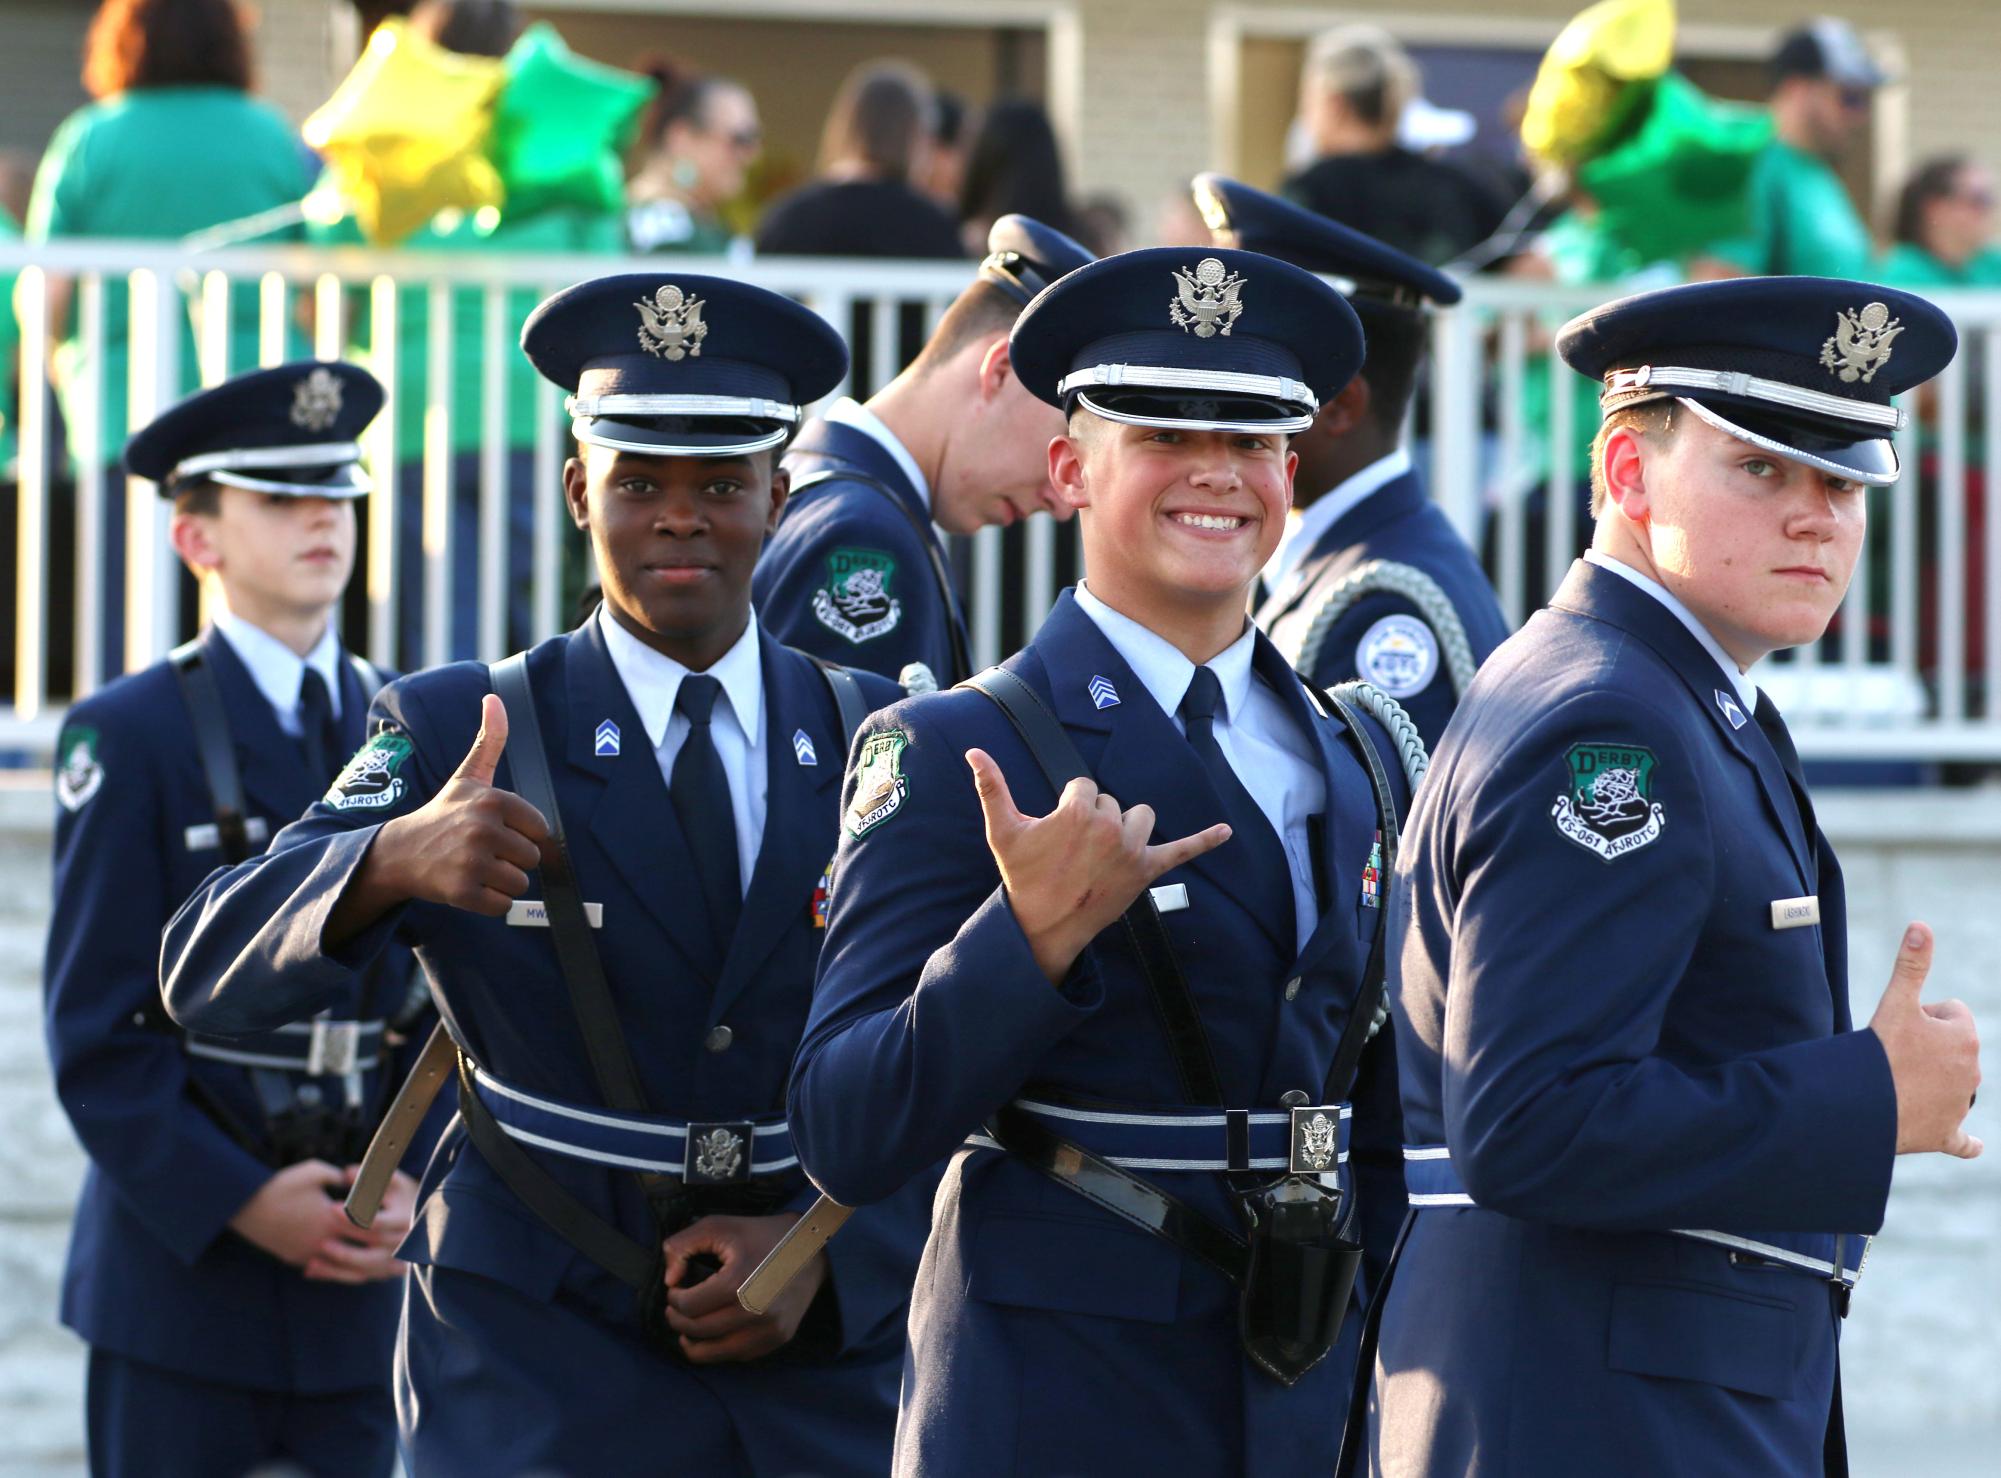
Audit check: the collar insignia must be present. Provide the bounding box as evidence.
[635,283,709,361]
[594,719,620,757]
[1820,301,1902,385]
[289,367,344,432]
[1169,257,1246,339]
[1087,674,1120,710]
[793,728,817,766]
[1715,689,1748,730]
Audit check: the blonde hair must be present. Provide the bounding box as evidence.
[1303,25,1419,129]
[1588,400,1677,518]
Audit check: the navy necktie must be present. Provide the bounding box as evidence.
[297,667,340,785]
[671,674,742,957]
[1179,665,1296,951]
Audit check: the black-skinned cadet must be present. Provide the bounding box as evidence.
[45,362,434,1478]
[754,214,1094,687]
[1352,278,1982,1476]
[1197,174,1511,749]
[161,275,931,1476]
[787,246,1426,1475]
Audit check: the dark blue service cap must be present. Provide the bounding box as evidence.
[1558,276,1957,487]
[1010,246,1365,434]
[123,361,382,498]
[978,213,1096,307]
[1191,173,1461,308]
[521,272,848,458]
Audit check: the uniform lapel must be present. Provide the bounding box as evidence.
[198,627,320,823]
[706,638,842,1026]
[558,621,715,980]
[1255,634,1359,980]
[1034,592,1294,953]
[1549,562,1815,891]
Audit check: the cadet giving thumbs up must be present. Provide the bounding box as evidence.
[1869,923,1984,1159]
[966,747,1232,986]
[329,695,552,942]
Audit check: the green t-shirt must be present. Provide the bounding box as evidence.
[25,86,316,466]
[0,204,19,468]
[1709,140,1874,279]
[1877,240,2001,288]
[319,204,623,461]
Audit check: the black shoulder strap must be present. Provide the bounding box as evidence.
[347,651,387,703]
[487,653,652,1119]
[964,666,1228,1109]
[1315,686,1401,1108]
[170,639,252,865]
[791,462,974,684]
[811,654,870,746]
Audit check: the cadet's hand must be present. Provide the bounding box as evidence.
[229,1159,351,1268]
[1869,923,1983,1159]
[302,1167,419,1284]
[965,747,1232,985]
[661,1214,824,1363]
[370,694,552,917]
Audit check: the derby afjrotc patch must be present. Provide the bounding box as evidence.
[54,727,103,812]
[1550,742,1666,860]
[327,732,415,812]
[846,729,909,837]
[813,548,902,644]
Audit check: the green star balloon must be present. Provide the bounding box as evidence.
[491,23,655,217]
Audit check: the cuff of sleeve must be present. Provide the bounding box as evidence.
[311,825,413,974]
[161,1148,276,1266]
[1836,1025,1900,1233]
[937,884,1104,1028]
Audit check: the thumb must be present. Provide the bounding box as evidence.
[965,748,1022,834]
[455,693,509,786]
[1876,922,1934,1020]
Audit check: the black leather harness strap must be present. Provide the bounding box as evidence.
[1314,687,1400,1110]
[790,462,974,684]
[171,640,253,865]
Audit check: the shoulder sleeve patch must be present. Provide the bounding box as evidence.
[326,729,415,812]
[1355,613,1439,698]
[813,547,904,644]
[846,728,910,837]
[1549,742,1667,861]
[54,726,104,812]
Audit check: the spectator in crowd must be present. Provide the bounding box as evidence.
[1882,155,2001,287]
[320,0,622,665]
[920,89,973,215]
[957,97,1080,254]
[754,59,964,258]
[347,0,414,38]
[1282,25,1510,267]
[25,0,317,679]
[1702,18,1884,279]
[1073,191,1131,256]
[626,58,760,256]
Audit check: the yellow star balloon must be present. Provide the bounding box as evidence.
[302,20,506,245]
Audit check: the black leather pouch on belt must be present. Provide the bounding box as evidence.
[1237,1185,1362,1386]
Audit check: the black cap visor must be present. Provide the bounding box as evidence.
[574,414,791,459]
[1074,389,1312,435]
[1677,396,1899,486]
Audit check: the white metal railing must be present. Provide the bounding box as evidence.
[4,240,2001,761]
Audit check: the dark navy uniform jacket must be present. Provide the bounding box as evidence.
[791,590,1411,1477]
[758,416,968,684]
[45,626,421,1393]
[1366,560,1896,1476]
[1260,465,1510,750]
[160,620,927,1475]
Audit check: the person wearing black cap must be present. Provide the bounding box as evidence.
[1353,277,1983,1476]
[755,213,1094,687]
[1704,19,1886,280]
[790,246,1423,1474]
[1196,173,1510,750]
[45,362,434,1477]
[160,277,929,1475]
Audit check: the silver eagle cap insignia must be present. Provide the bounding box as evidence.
[289,367,344,432]
[1169,257,1246,339]
[1820,301,1903,385]
[635,283,709,361]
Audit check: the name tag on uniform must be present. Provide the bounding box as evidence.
[1770,895,1821,930]
[184,817,270,852]
[507,900,604,929]
[1149,883,1189,914]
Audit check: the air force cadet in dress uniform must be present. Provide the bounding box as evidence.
[1358,278,1984,1477]
[790,247,1423,1476]
[755,214,1094,685]
[162,277,930,1477]
[1194,176,1510,747]
[46,363,431,1478]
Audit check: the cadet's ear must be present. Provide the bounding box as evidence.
[976,335,1013,403]
[1602,427,1652,524]
[562,456,590,531]
[764,462,790,535]
[1315,375,1372,439]
[169,507,221,577]
[1049,427,1090,515]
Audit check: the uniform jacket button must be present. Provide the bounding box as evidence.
[704,1025,734,1053]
